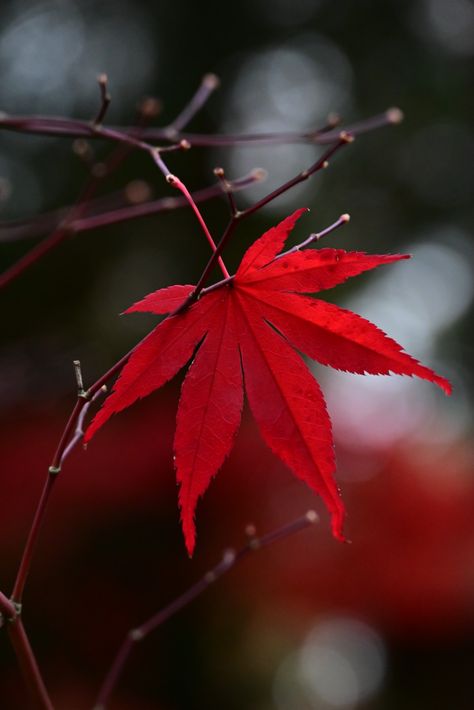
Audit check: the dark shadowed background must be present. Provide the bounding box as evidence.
[1,0,473,708]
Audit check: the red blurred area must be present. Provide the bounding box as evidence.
[1,391,473,707]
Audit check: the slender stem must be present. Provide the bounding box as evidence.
[241,133,352,219]
[10,348,131,606]
[166,174,229,278]
[93,74,112,127]
[11,474,59,605]
[0,590,16,619]
[177,134,352,311]
[0,105,398,288]
[0,169,265,243]
[7,617,54,709]
[93,510,319,710]
[0,225,74,288]
[317,107,403,144]
[213,167,239,217]
[184,217,238,304]
[0,115,236,287]
[60,387,107,465]
[0,144,184,288]
[277,212,351,258]
[0,108,403,145]
[200,213,351,297]
[0,121,153,289]
[166,73,219,135]
[7,144,351,604]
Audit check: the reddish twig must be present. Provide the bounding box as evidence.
[0,79,231,289]
[201,212,352,297]
[1,82,403,710]
[175,132,353,313]
[165,173,229,278]
[7,617,54,710]
[7,123,369,609]
[93,510,319,710]
[10,365,106,605]
[1,593,52,708]
[213,166,239,217]
[0,170,265,243]
[0,101,402,290]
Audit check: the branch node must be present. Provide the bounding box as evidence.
[180,139,191,150]
[48,465,61,476]
[386,107,404,124]
[166,173,178,186]
[250,167,268,182]
[203,73,220,90]
[245,523,257,539]
[10,600,22,618]
[222,548,236,567]
[93,73,111,127]
[305,510,319,524]
[204,570,217,584]
[73,359,85,396]
[249,537,261,551]
[129,628,144,642]
[339,131,355,143]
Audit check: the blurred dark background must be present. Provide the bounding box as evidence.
[1,0,473,708]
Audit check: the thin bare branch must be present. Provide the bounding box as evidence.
[0,169,266,242]
[93,74,112,127]
[176,133,353,312]
[7,617,54,709]
[93,510,319,710]
[166,73,220,135]
[0,107,402,145]
[213,166,239,217]
[277,212,351,257]
[166,172,230,278]
[200,212,352,297]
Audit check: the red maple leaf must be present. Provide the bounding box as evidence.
[85,209,451,555]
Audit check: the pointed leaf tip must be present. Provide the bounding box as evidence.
[236,208,309,277]
[124,284,195,315]
[435,375,452,396]
[331,512,346,542]
[181,516,196,559]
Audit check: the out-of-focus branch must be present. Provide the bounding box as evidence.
[0,107,403,145]
[0,169,267,243]
[7,617,54,710]
[93,510,319,710]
